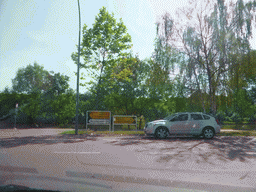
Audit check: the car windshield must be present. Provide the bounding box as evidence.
[163,114,176,120]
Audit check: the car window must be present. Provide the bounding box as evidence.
[178,114,188,121]
[170,116,179,121]
[191,114,203,120]
[203,115,210,120]
[164,115,175,120]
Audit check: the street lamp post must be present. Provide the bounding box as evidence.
[75,0,81,135]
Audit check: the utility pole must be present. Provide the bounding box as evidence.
[75,0,81,135]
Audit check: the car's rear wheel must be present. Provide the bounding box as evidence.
[154,127,168,139]
[202,127,215,139]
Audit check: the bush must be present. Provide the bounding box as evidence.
[230,112,242,123]
[225,109,233,119]
[248,114,256,123]
[216,111,226,123]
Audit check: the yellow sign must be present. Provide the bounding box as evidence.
[114,116,136,124]
[89,112,110,119]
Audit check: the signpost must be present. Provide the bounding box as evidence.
[112,115,137,132]
[86,111,111,132]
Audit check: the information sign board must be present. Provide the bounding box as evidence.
[112,115,137,132]
[86,111,111,131]
[113,116,136,124]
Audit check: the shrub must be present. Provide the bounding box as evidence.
[216,111,226,123]
[248,114,256,123]
[230,112,242,123]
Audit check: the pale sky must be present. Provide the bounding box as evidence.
[0,0,255,93]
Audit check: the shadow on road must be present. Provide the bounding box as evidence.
[106,136,256,164]
[0,134,99,148]
[2,132,256,165]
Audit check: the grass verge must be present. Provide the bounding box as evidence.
[60,130,256,137]
[221,124,256,130]
[217,130,256,137]
[60,130,145,136]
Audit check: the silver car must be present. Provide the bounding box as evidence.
[144,112,221,139]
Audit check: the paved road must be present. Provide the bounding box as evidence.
[1,129,256,191]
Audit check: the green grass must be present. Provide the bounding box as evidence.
[60,129,256,137]
[221,124,256,130]
[60,129,145,136]
[223,121,250,125]
[218,130,256,137]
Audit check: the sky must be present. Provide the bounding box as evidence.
[0,0,256,94]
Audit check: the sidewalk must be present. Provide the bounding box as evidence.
[0,128,73,138]
[221,129,255,132]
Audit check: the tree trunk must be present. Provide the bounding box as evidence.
[193,65,206,112]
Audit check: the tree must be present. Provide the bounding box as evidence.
[12,62,54,94]
[104,54,146,116]
[148,13,177,101]
[168,0,256,114]
[38,73,71,123]
[20,93,42,124]
[71,6,132,109]
[241,50,256,85]
[154,13,175,79]
[50,89,76,124]
[43,72,70,96]
[0,90,27,118]
[11,62,72,124]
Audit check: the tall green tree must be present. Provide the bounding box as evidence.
[104,54,147,115]
[50,89,76,124]
[171,0,256,114]
[149,13,177,101]
[12,62,53,94]
[38,72,71,123]
[71,6,132,110]
[11,62,72,124]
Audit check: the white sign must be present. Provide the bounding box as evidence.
[86,111,111,132]
[89,119,110,124]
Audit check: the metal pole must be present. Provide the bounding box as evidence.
[14,109,16,128]
[14,103,18,128]
[75,0,81,135]
[136,116,137,132]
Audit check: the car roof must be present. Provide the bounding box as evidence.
[173,112,203,115]
[172,112,212,116]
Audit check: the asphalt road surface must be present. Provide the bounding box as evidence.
[1,128,256,191]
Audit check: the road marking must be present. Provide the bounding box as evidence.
[162,152,176,155]
[54,152,101,154]
[246,152,256,155]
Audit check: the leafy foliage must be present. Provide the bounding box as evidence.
[170,0,256,114]
[6,62,74,124]
[50,89,76,124]
[71,6,132,110]
[12,62,54,94]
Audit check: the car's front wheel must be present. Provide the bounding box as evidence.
[202,127,215,139]
[154,127,168,139]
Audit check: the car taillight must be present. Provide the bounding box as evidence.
[216,119,220,125]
